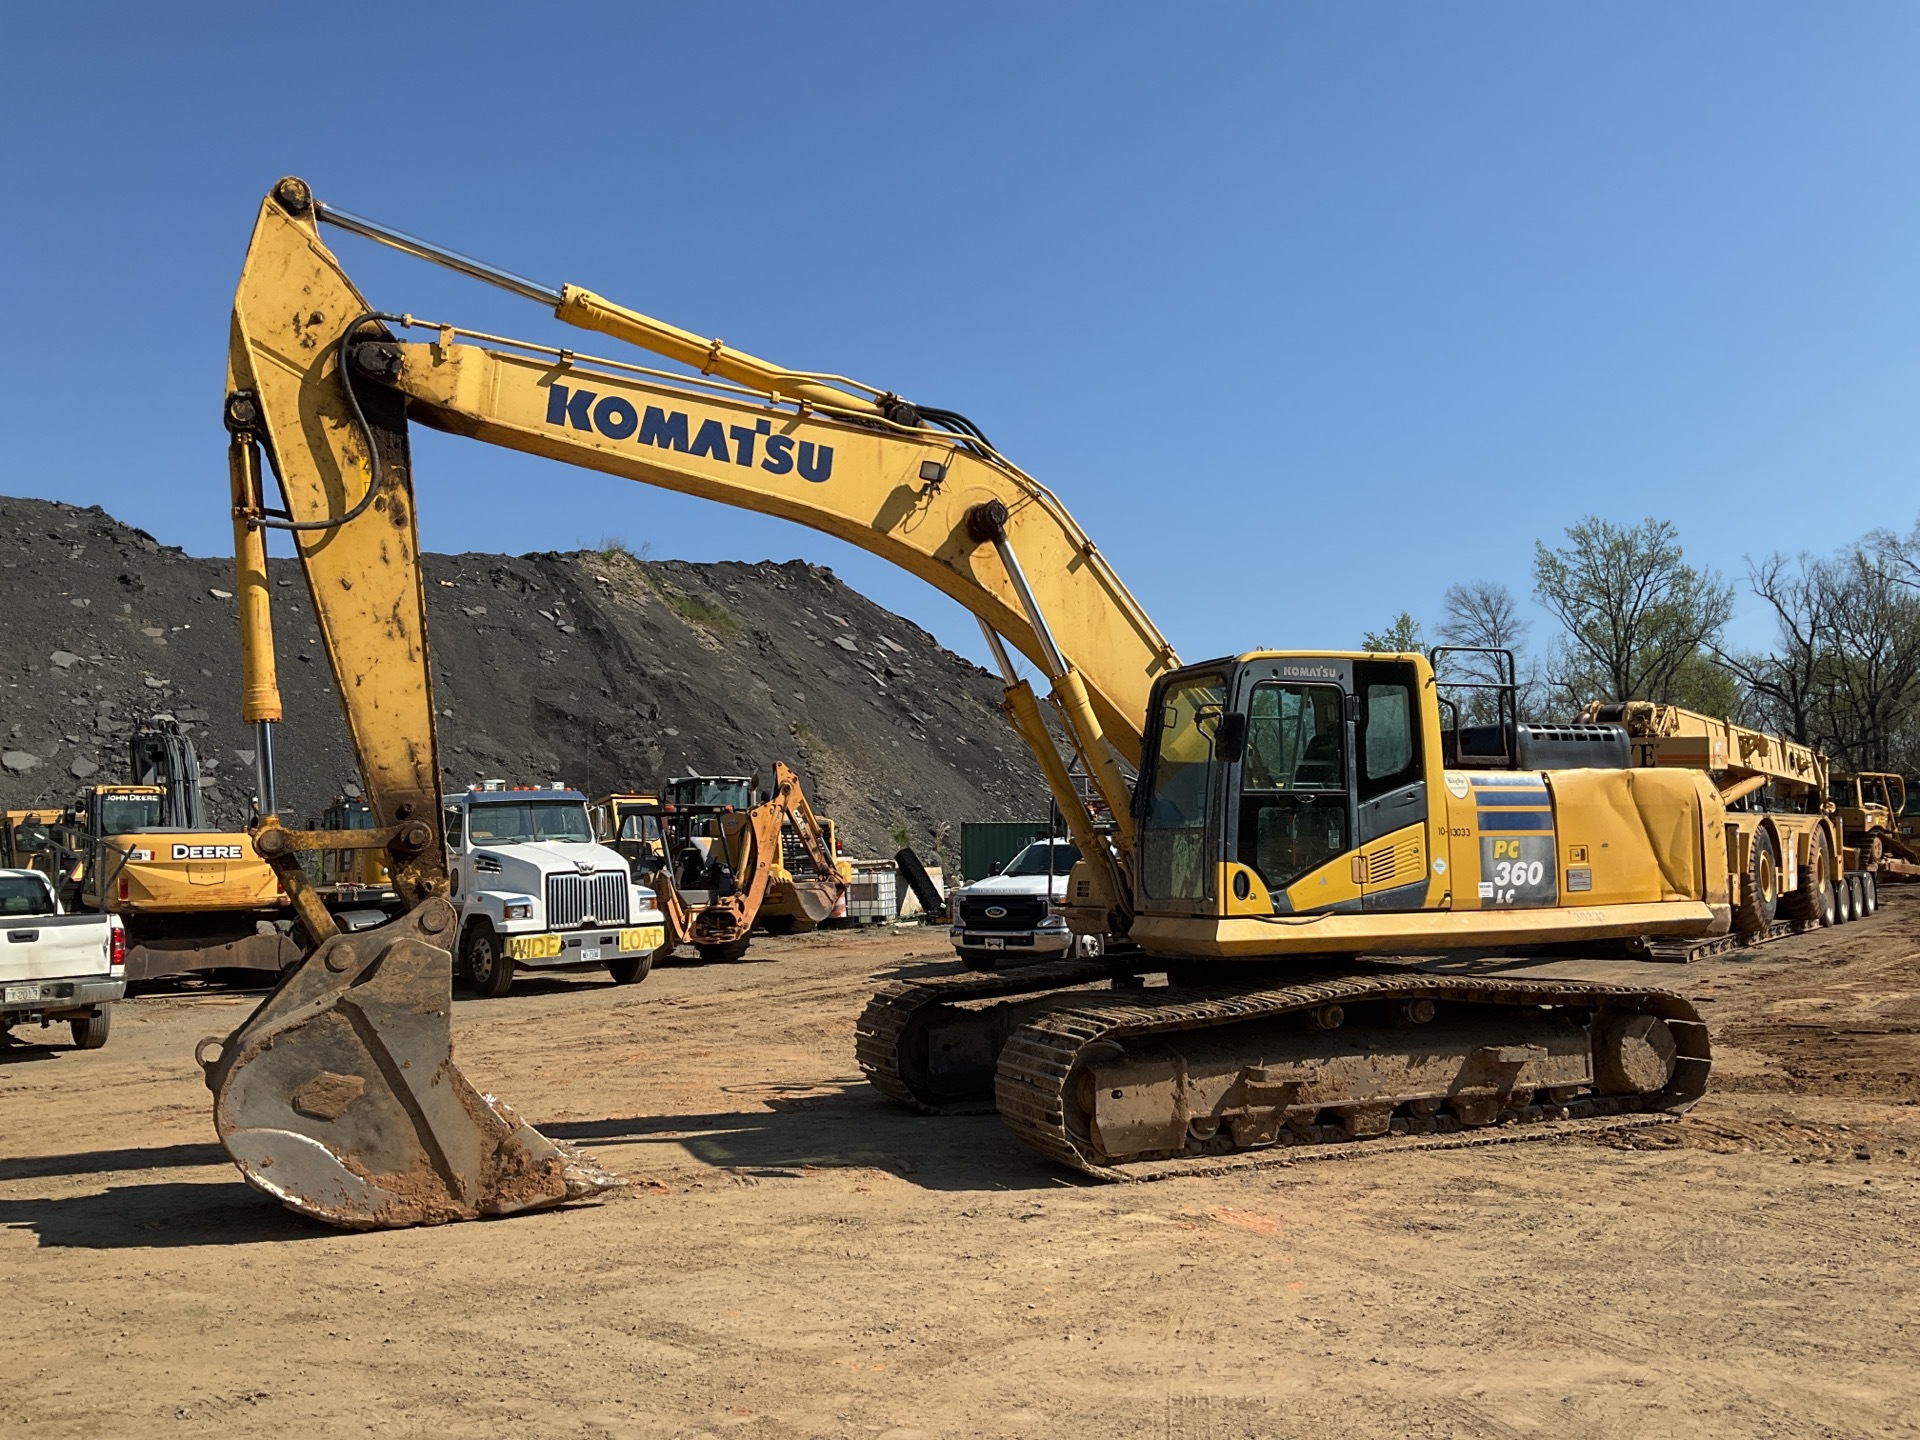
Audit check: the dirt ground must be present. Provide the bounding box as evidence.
[5,899,1919,1439]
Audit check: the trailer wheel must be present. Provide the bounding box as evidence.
[1862,873,1878,914]
[462,923,516,998]
[1834,874,1856,924]
[1733,829,1780,935]
[69,1008,110,1050]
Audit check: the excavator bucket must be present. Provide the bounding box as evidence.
[198,898,618,1228]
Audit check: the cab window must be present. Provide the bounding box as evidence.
[1355,660,1421,802]
[443,805,464,849]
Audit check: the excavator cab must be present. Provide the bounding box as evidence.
[1133,653,1439,921]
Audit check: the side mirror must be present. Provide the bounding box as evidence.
[1215,712,1248,764]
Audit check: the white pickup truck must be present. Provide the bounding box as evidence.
[444,784,667,998]
[948,838,1103,971]
[1,868,125,1048]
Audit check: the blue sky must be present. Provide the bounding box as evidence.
[3,4,1915,677]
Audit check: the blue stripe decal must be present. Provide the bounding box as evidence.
[1468,775,1550,787]
[1476,811,1555,831]
[1474,791,1551,807]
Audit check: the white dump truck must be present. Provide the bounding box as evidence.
[1,867,125,1048]
[442,783,667,997]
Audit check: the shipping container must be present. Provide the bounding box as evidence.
[959,821,1052,884]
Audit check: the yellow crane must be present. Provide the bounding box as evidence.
[201,177,1770,1228]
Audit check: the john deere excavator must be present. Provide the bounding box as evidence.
[5,717,299,982]
[203,177,1750,1228]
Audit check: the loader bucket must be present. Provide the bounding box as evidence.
[198,897,618,1228]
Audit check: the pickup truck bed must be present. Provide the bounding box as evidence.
[2,870,125,1048]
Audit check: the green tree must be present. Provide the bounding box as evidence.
[1533,517,1734,709]
[1362,611,1423,653]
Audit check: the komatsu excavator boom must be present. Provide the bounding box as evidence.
[207,178,1726,1229]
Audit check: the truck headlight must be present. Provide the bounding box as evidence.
[504,901,533,920]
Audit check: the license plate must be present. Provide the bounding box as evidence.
[579,947,602,963]
[4,984,44,1004]
[979,938,1005,951]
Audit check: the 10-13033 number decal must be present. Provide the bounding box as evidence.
[1477,835,1557,908]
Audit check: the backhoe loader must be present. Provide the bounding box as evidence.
[201,177,1778,1227]
[628,764,847,962]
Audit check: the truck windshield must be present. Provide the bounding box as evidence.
[670,779,753,809]
[96,793,165,834]
[618,812,663,842]
[467,802,593,844]
[1002,842,1081,877]
[0,873,55,916]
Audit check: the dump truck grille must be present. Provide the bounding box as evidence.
[958,896,1048,930]
[545,870,630,928]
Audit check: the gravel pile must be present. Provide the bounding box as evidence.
[0,495,1050,861]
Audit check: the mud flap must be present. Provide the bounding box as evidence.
[199,897,618,1228]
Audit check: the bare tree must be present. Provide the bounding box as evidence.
[1533,517,1734,708]
[1714,552,1829,744]
[1811,544,1920,770]
[1435,581,1540,719]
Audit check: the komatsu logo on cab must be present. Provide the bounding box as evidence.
[172,843,243,860]
[543,382,834,483]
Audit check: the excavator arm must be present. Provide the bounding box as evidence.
[206,178,1178,1228]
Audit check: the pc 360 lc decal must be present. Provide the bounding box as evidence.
[544,382,834,482]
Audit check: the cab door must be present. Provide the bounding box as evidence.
[444,801,470,899]
[1352,659,1431,909]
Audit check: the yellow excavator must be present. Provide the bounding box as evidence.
[203,177,1757,1228]
[5,718,298,982]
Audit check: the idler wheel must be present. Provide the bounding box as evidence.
[1593,1011,1678,1095]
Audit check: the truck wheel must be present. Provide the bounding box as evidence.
[957,948,998,973]
[1733,830,1779,935]
[462,924,516,998]
[608,951,654,985]
[69,1008,111,1050]
[695,939,753,964]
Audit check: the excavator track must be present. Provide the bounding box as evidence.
[855,958,1120,1113]
[992,971,1710,1180]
